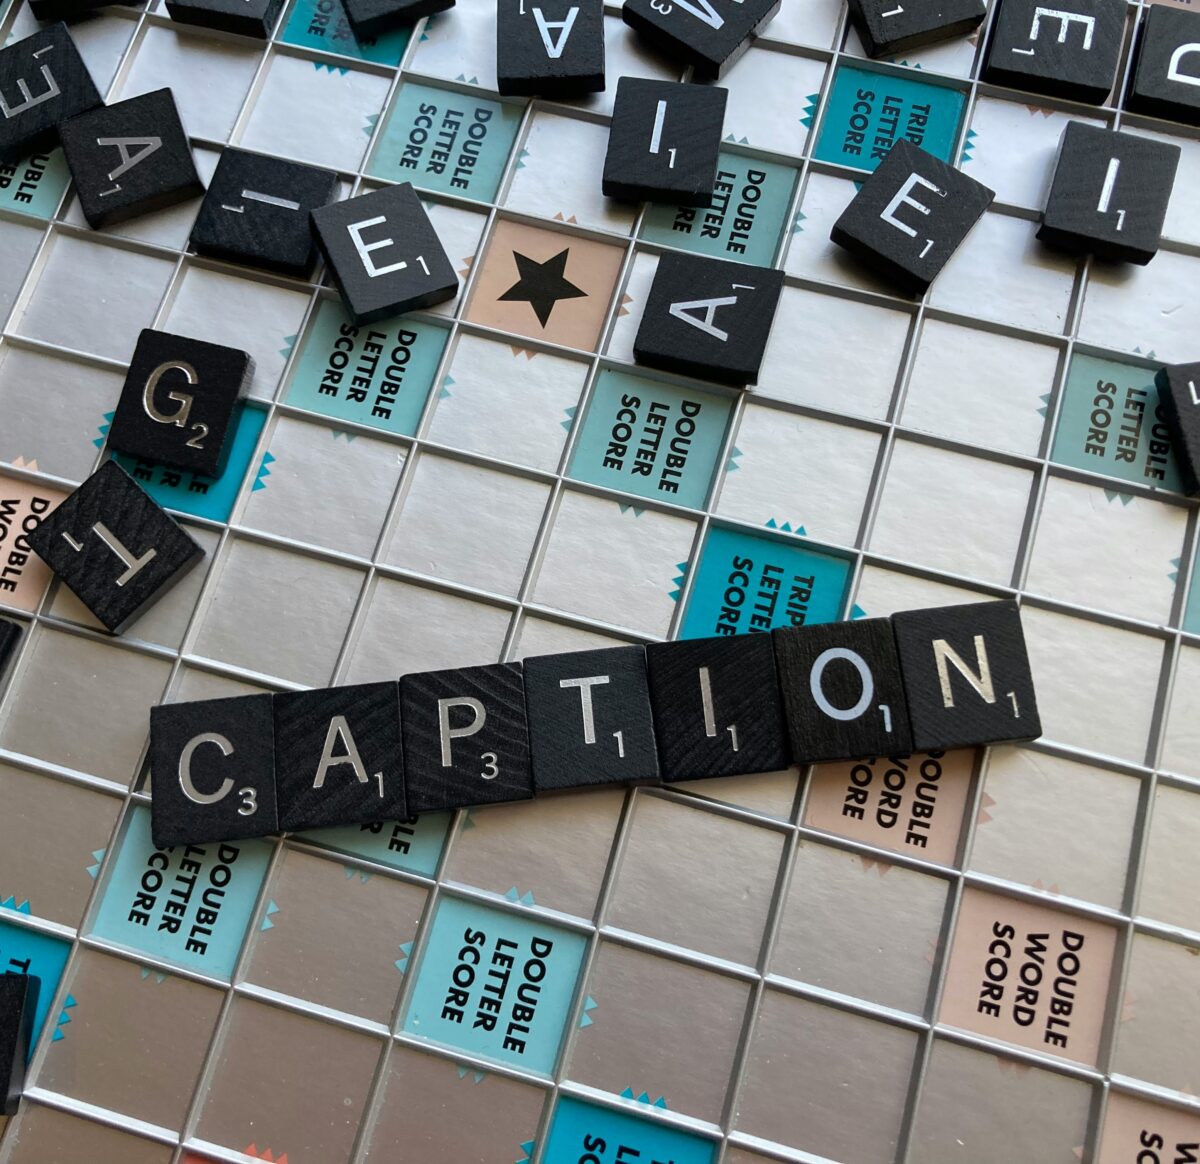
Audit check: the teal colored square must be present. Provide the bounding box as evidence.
[680,525,851,638]
[0,918,71,1053]
[569,371,733,509]
[299,814,450,877]
[285,300,448,437]
[367,83,523,203]
[402,896,586,1076]
[1051,353,1181,492]
[543,1097,716,1164]
[0,150,70,220]
[281,0,411,65]
[814,64,966,172]
[639,153,798,267]
[90,808,272,981]
[1185,551,1200,635]
[110,402,269,522]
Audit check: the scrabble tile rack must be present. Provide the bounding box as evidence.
[0,0,1198,1158]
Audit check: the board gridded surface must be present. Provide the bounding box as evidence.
[0,0,1198,1159]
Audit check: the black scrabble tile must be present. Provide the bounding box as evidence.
[26,461,204,634]
[602,77,726,207]
[0,620,20,682]
[275,682,407,831]
[774,618,913,764]
[1127,6,1200,127]
[847,0,985,58]
[633,251,783,386]
[311,183,458,324]
[400,662,533,813]
[59,89,203,230]
[0,24,102,164]
[830,138,994,296]
[1037,122,1179,266]
[28,0,107,24]
[524,645,659,791]
[1,972,39,1117]
[497,0,605,97]
[1155,361,1200,496]
[107,329,253,478]
[646,632,789,782]
[165,0,285,38]
[621,0,779,79]
[892,599,1041,752]
[150,693,278,846]
[342,0,454,40]
[982,0,1124,105]
[190,148,338,279]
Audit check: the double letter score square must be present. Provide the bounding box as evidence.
[496,0,605,97]
[26,461,204,634]
[633,251,783,386]
[603,78,727,207]
[311,183,458,324]
[831,139,995,296]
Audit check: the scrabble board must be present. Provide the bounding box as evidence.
[0,0,1199,1159]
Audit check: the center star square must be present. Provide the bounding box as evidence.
[497,248,588,328]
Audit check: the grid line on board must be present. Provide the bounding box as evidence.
[0,0,1199,1160]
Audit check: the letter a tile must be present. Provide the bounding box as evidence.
[633,251,783,386]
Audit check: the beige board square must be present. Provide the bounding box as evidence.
[1,1106,173,1164]
[567,941,749,1122]
[244,847,426,1024]
[804,749,974,866]
[1139,783,1200,933]
[735,990,918,1162]
[465,220,624,352]
[607,794,784,965]
[1,627,171,787]
[771,839,950,1015]
[0,765,121,928]
[443,786,625,921]
[1097,1093,1200,1164]
[910,1038,1093,1164]
[0,474,67,612]
[1112,931,1200,1095]
[939,888,1117,1067]
[970,746,1140,911]
[363,1045,546,1163]
[195,996,381,1162]
[38,949,223,1132]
